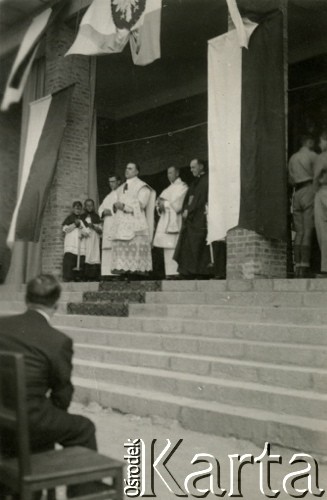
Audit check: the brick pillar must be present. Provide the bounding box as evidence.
[227,228,287,279]
[41,23,94,277]
[226,6,288,281]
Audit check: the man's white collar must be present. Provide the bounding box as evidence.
[34,308,51,323]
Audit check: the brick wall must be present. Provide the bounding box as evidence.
[227,228,287,279]
[0,105,20,282]
[41,23,93,277]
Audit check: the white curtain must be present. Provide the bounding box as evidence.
[5,57,46,284]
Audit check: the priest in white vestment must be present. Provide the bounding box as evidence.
[153,166,188,277]
[111,163,156,276]
[98,174,121,276]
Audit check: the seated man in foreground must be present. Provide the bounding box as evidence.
[0,274,108,497]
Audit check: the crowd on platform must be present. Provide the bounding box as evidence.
[288,130,327,278]
[62,159,226,282]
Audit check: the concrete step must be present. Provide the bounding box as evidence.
[73,359,327,420]
[129,303,327,325]
[0,301,67,314]
[146,290,327,307]
[0,291,84,302]
[2,278,327,294]
[83,291,145,303]
[161,278,327,292]
[0,282,99,292]
[67,302,128,316]
[73,376,327,454]
[66,327,327,368]
[74,343,327,392]
[55,315,327,345]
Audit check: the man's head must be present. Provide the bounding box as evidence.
[167,166,180,184]
[108,174,121,191]
[72,201,83,216]
[190,158,205,177]
[84,199,95,213]
[125,162,140,179]
[319,131,327,153]
[301,134,315,151]
[26,274,61,315]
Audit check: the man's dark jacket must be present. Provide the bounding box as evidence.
[0,309,74,452]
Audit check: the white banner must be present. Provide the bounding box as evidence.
[7,95,51,247]
[1,8,52,111]
[226,0,250,48]
[207,21,257,244]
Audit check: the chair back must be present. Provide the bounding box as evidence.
[0,351,31,477]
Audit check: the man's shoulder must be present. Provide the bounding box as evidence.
[0,311,28,326]
[43,320,72,349]
[0,311,71,345]
[199,172,209,184]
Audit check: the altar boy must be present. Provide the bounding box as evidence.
[62,201,86,281]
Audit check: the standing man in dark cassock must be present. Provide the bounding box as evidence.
[174,158,212,279]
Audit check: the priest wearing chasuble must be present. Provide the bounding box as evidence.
[111,162,156,276]
[153,166,188,277]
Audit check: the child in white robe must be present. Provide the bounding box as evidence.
[81,199,102,281]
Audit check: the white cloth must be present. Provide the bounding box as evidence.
[84,215,101,265]
[7,95,51,248]
[1,8,52,111]
[101,249,113,276]
[164,248,178,276]
[111,176,156,273]
[99,190,118,250]
[207,21,257,244]
[65,0,162,66]
[63,223,86,256]
[153,177,188,249]
[99,189,118,276]
[111,176,156,241]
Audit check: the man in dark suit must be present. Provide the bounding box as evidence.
[0,274,107,497]
[174,159,213,279]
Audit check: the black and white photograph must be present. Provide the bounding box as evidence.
[0,0,326,498]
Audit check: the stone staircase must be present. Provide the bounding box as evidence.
[0,279,326,454]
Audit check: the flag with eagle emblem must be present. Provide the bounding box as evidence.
[66,0,162,66]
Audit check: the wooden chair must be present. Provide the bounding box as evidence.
[0,351,124,500]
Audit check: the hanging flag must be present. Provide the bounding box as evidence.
[208,12,287,244]
[207,19,258,244]
[226,0,250,48]
[1,9,52,112]
[66,0,162,66]
[7,85,74,246]
[239,11,287,241]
